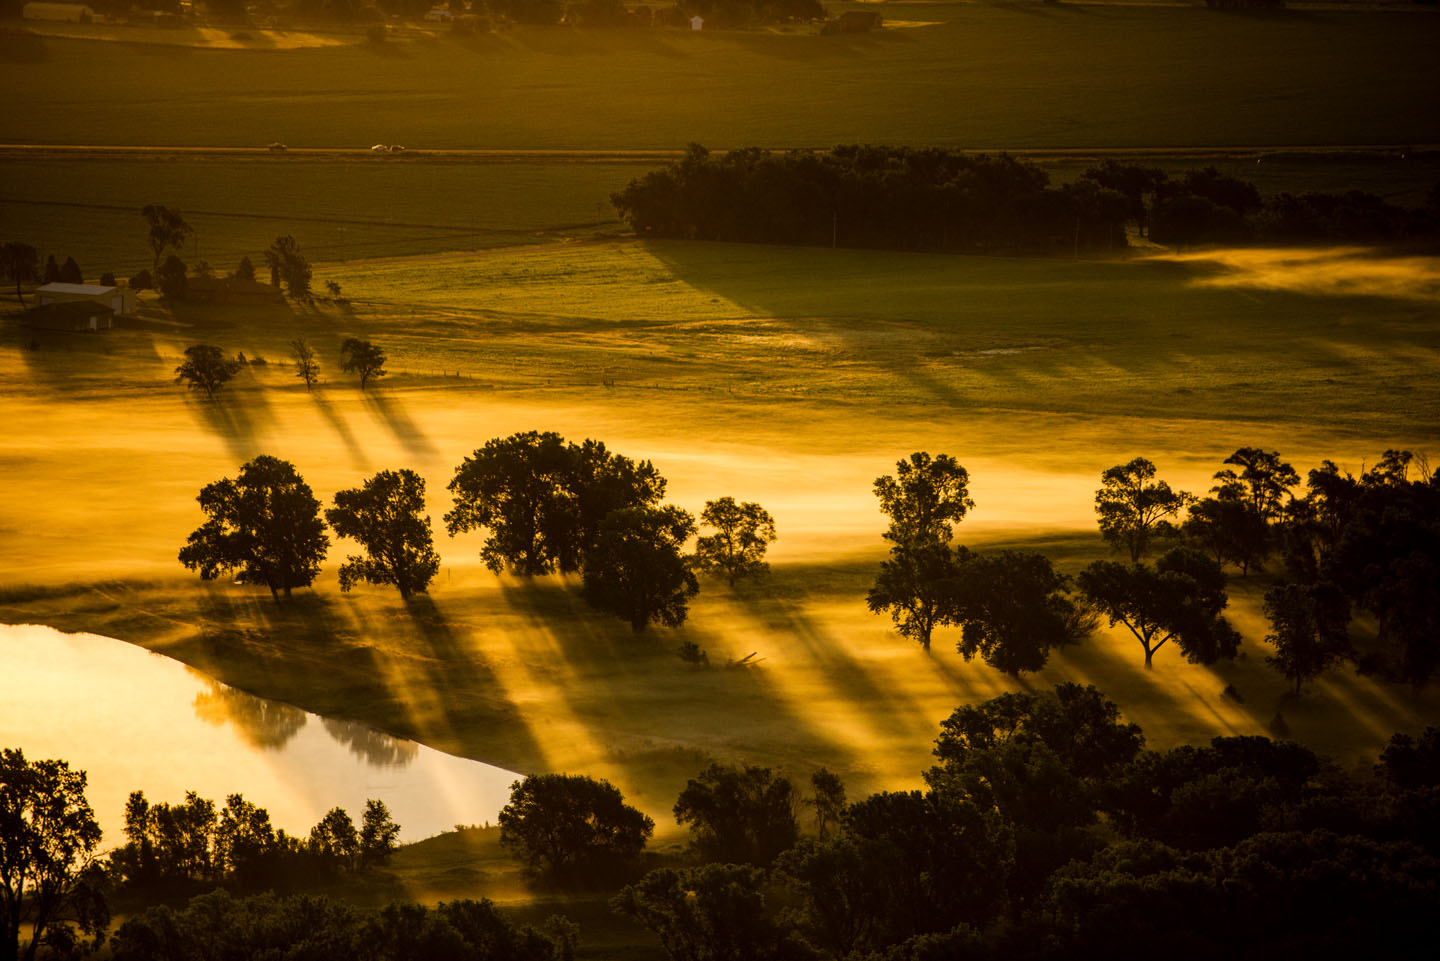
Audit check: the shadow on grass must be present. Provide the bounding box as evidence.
[365,389,441,461]
[310,387,369,468]
[186,385,277,461]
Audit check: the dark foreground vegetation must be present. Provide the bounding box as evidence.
[11,686,1440,960]
[611,145,1440,252]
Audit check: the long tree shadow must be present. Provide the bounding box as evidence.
[309,388,369,469]
[365,389,440,461]
[186,383,277,461]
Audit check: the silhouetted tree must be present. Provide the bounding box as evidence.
[0,749,108,961]
[265,235,311,298]
[98,272,116,287]
[692,497,777,587]
[612,864,809,961]
[581,505,699,632]
[41,254,59,285]
[1263,581,1351,693]
[340,337,386,390]
[952,550,1092,675]
[807,768,846,839]
[174,344,242,400]
[874,451,974,549]
[234,255,256,283]
[1182,495,1270,575]
[498,774,653,878]
[178,455,330,602]
[359,800,401,869]
[128,268,152,291]
[673,763,799,866]
[1078,547,1241,669]
[142,204,192,272]
[156,253,187,300]
[1213,447,1298,522]
[58,256,82,284]
[0,241,39,306]
[1095,457,1191,561]
[867,542,965,650]
[309,807,359,872]
[326,468,441,599]
[290,337,320,389]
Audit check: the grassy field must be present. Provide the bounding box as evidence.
[2,7,1437,151]
[3,239,1438,822]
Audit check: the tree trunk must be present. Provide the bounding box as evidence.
[1144,646,1154,669]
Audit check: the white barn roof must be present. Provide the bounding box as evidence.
[37,283,118,296]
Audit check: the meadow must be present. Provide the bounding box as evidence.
[3,239,1438,828]
[2,7,1437,151]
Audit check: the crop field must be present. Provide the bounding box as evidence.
[3,238,1438,824]
[3,7,1438,151]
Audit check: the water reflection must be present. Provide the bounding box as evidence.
[322,717,418,768]
[192,673,307,750]
[0,623,516,843]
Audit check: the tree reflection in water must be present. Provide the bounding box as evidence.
[322,717,419,769]
[190,672,307,750]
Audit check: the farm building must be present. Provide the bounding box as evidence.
[23,300,113,332]
[22,2,95,21]
[35,282,137,316]
[185,276,287,306]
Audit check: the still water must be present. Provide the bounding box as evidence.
[0,623,517,846]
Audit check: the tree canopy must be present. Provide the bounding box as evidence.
[692,497,777,587]
[174,344,242,401]
[581,505,699,632]
[952,550,1092,675]
[326,469,441,599]
[0,749,108,961]
[1095,457,1191,562]
[178,455,330,602]
[339,338,386,390]
[141,204,191,272]
[498,774,653,879]
[0,242,39,306]
[672,763,799,867]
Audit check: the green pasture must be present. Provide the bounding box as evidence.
[2,7,1437,150]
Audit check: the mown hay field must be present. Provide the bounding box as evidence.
[2,7,1437,150]
[3,238,1438,821]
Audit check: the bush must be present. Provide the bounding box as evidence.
[498,773,654,880]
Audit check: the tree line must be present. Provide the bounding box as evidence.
[177,432,778,632]
[610,145,1440,253]
[481,687,1440,960]
[867,446,1440,692]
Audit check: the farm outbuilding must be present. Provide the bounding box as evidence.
[23,300,113,332]
[35,282,137,316]
[22,2,95,21]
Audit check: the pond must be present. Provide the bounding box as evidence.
[0,623,518,847]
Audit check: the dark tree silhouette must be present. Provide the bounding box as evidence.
[233,255,256,283]
[692,496,777,587]
[0,242,39,306]
[40,254,59,285]
[1182,495,1271,575]
[498,774,653,878]
[867,542,965,651]
[874,451,974,549]
[142,204,192,273]
[359,800,400,869]
[174,344,242,401]
[290,338,320,389]
[178,455,330,602]
[1095,457,1192,562]
[156,254,187,300]
[326,469,440,599]
[264,235,311,299]
[1263,581,1351,693]
[672,763,799,867]
[339,337,386,390]
[308,807,359,871]
[1078,547,1241,669]
[58,256,82,285]
[1213,447,1299,521]
[581,505,698,632]
[806,768,846,839]
[444,433,667,576]
[0,749,108,961]
[952,550,1092,675]
[612,864,807,961]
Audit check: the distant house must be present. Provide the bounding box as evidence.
[185,276,287,306]
[35,282,136,317]
[23,300,113,332]
[690,15,703,30]
[22,2,95,21]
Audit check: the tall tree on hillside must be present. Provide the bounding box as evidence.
[41,254,60,285]
[339,338,386,390]
[178,455,330,602]
[326,468,441,600]
[0,241,39,306]
[0,749,109,961]
[1078,547,1241,669]
[142,204,192,272]
[1095,457,1192,562]
[692,497,778,587]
